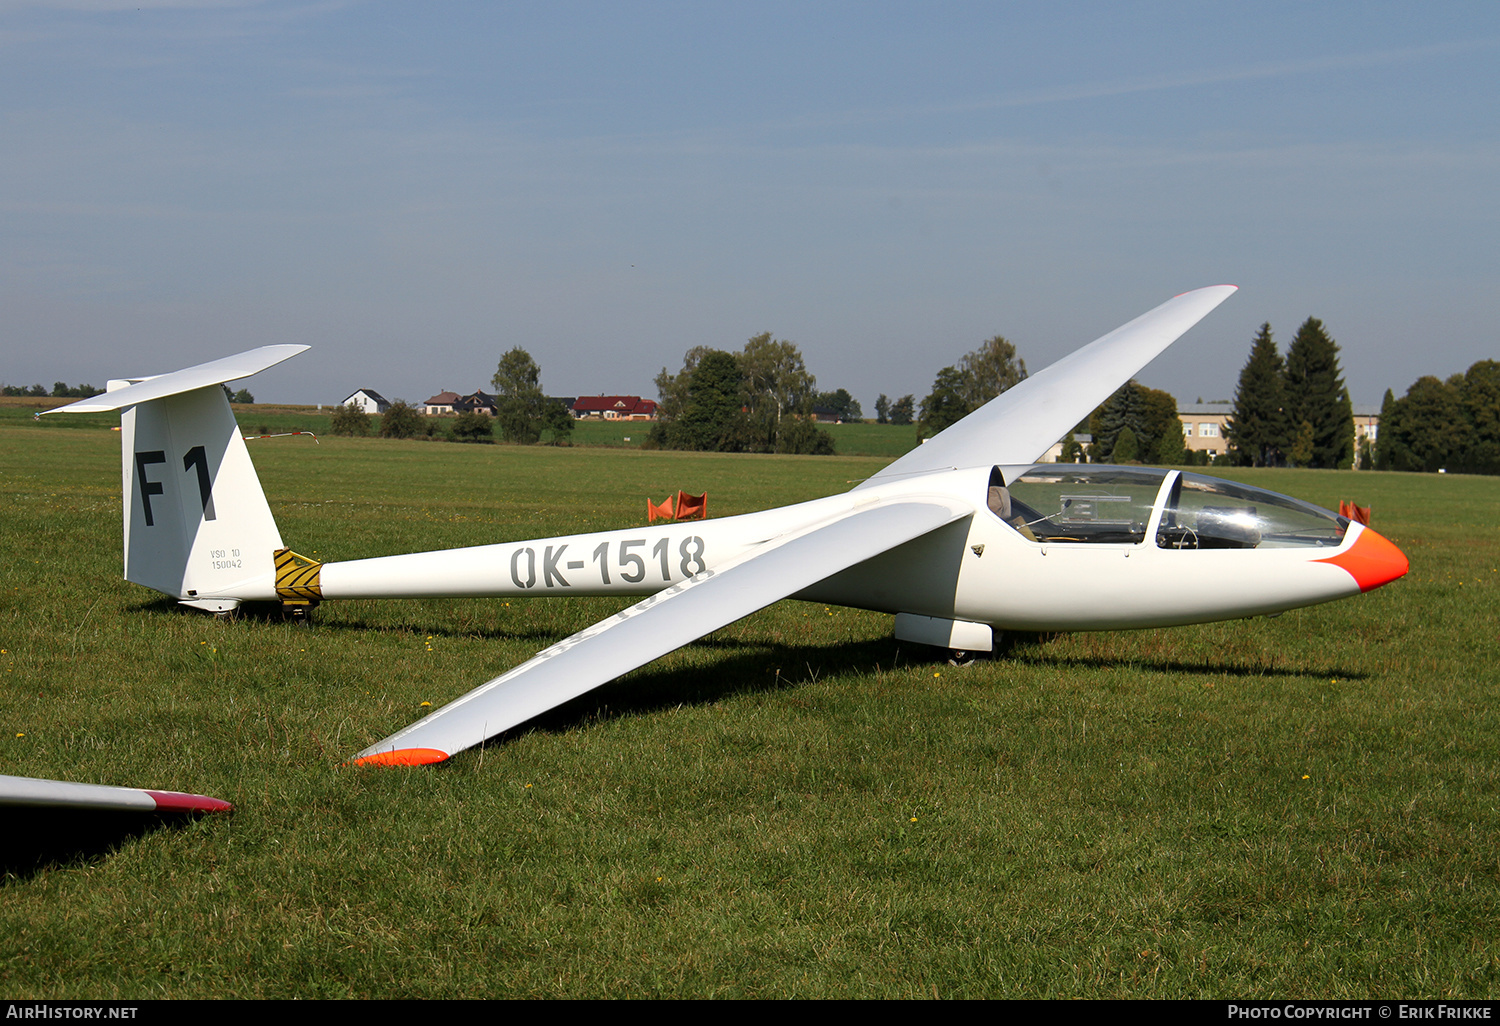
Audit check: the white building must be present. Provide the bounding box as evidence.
[340,389,390,414]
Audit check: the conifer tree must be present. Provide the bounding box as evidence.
[1091,380,1145,458]
[1153,419,1188,464]
[1283,318,1354,468]
[1089,380,1177,461]
[1375,388,1398,470]
[1225,323,1289,467]
[1289,419,1315,467]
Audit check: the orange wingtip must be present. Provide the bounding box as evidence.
[1317,525,1409,593]
[349,748,450,768]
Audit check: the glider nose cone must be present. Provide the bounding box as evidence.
[1318,525,1409,593]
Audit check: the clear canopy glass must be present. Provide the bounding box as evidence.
[994,466,1348,550]
[1156,472,1348,549]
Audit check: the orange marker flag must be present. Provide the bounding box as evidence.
[647,495,675,522]
[1339,500,1371,525]
[675,491,707,521]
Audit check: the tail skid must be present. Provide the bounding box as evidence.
[46,346,307,611]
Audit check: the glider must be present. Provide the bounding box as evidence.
[45,285,1408,768]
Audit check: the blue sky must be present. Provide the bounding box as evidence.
[3,1,1496,410]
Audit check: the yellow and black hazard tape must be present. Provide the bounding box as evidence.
[274,548,323,600]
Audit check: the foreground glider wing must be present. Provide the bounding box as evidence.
[0,774,232,813]
[43,345,309,414]
[354,497,973,765]
[861,285,1237,484]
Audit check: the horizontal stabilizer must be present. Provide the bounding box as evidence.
[43,345,309,414]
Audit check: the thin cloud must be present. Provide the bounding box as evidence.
[778,37,1500,132]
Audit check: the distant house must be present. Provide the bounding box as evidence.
[341,389,390,414]
[1177,402,1383,465]
[571,396,658,421]
[424,391,461,416]
[1177,402,1232,458]
[1043,433,1091,462]
[1352,403,1381,453]
[455,390,499,416]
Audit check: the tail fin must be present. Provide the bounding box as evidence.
[46,346,308,611]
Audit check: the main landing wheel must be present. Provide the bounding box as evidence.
[281,602,316,626]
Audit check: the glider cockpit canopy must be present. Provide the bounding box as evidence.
[989,465,1350,551]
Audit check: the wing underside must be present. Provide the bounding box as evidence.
[353,497,974,765]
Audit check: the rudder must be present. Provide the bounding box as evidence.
[122,386,283,609]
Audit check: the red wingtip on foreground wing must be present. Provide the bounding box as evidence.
[1318,525,1409,593]
[145,790,234,813]
[349,747,451,768]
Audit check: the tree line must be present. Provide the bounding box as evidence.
[1224,317,1500,475]
[1375,361,1500,474]
[3,381,255,402]
[3,381,99,398]
[39,317,1490,474]
[873,394,914,426]
[330,348,575,445]
[646,328,1184,462]
[649,333,836,454]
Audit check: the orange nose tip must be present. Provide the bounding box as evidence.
[1317,525,1409,593]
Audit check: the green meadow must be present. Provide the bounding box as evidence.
[1,412,1497,998]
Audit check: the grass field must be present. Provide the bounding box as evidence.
[1,415,1497,998]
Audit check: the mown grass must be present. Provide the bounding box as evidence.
[1,420,1497,998]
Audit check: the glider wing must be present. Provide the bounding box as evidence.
[0,774,232,813]
[860,285,1237,484]
[353,497,974,765]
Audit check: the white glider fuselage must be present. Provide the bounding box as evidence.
[305,463,1393,633]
